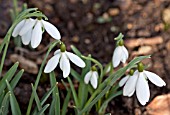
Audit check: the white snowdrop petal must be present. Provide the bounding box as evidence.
[136,72,150,105]
[112,46,122,68]
[93,71,99,79]
[66,52,85,68]
[119,75,129,87]
[123,71,138,96]
[31,21,43,48]
[122,46,129,60]
[44,53,61,73]
[54,49,61,55]
[61,53,70,78]
[90,72,98,89]
[121,52,127,63]
[19,19,36,36]
[84,71,92,84]
[144,71,166,87]
[128,89,135,97]
[12,20,25,37]
[21,29,32,45]
[41,20,61,40]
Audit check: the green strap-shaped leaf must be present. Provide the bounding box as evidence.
[67,77,79,108]
[0,91,10,115]
[0,62,19,94]
[71,45,82,57]
[49,71,60,115]
[70,68,81,82]
[10,69,24,90]
[37,104,50,115]
[61,90,71,115]
[99,90,122,113]
[31,84,42,111]
[6,80,21,115]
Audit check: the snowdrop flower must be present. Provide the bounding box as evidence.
[112,40,128,68]
[84,66,98,89]
[44,44,86,78]
[119,69,134,88]
[12,18,61,48]
[119,62,166,105]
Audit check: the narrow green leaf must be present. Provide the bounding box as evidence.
[37,104,50,115]
[40,85,55,105]
[67,77,79,107]
[10,69,24,90]
[50,71,60,115]
[49,99,55,115]
[31,84,42,111]
[99,90,122,113]
[0,91,5,106]
[6,80,21,115]
[61,80,69,91]
[62,90,71,115]
[0,62,19,94]
[71,45,82,57]
[70,68,81,81]
[78,81,88,109]
[33,86,55,115]
[0,91,10,115]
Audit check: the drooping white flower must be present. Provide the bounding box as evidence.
[12,18,61,48]
[112,40,128,68]
[44,44,86,78]
[84,67,98,89]
[119,63,166,105]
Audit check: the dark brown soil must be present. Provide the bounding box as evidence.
[0,0,170,115]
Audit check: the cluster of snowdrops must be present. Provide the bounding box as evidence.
[0,8,166,115]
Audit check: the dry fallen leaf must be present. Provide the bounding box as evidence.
[146,94,170,115]
[10,54,38,74]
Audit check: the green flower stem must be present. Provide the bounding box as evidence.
[26,41,60,115]
[0,27,15,76]
[12,0,19,16]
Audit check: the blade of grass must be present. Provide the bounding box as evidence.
[10,69,24,90]
[70,45,82,57]
[98,90,122,113]
[0,62,19,94]
[49,71,60,115]
[70,68,81,81]
[0,91,10,115]
[37,104,50,115]
[67,77,79,108]
[31,84,42,111]
[61,90,71,115]
[6,80,21,115]
[0,91,5,106]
